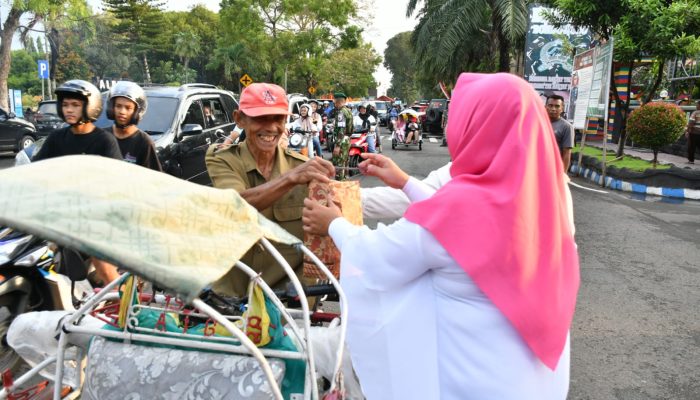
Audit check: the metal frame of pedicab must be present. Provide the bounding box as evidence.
[0,237,348,400]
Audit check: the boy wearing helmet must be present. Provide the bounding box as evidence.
[33,80,122,161]
[107,81,161,171]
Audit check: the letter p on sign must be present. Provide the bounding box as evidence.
[38,60,49,79]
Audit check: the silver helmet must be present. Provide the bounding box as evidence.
[55,80,102,123]
[107,81,147,125]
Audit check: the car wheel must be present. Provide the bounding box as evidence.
[19,135,35,151]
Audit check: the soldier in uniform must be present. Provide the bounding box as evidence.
[331,92,354,180]
[205,82,335,297]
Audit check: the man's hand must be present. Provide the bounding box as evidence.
[288,157,335,185]
[302,193,343,236]
[359,153,409,189]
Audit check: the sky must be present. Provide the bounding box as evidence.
[10,0,418,96]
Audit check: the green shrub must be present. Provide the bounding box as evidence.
[626,102,686,166]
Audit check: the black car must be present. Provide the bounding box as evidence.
[32,100,68,135]
[19,83,239,186]
[423,99,449,135]
[94,83,239,185]
[0,107,39,152]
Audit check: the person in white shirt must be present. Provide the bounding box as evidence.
[302,72,579,399]
[307,100,324,156]
[290,103,321,156]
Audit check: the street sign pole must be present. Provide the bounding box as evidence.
[41,78,44,101]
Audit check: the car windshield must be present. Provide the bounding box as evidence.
[95,96,178,135]
[430,100,445,109]
[374,102,387,111]
[38,102,57,115]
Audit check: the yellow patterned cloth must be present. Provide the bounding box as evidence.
[0,155,300,302]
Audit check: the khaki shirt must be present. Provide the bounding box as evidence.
[205,141,309,297]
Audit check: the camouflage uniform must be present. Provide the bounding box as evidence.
[331,105,354,180]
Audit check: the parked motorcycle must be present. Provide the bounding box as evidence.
[0,228,92,374]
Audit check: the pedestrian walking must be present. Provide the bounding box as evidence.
[686,100,700,164]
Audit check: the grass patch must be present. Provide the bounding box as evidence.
[573,144,672,172]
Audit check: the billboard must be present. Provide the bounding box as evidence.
[523,5,592,109]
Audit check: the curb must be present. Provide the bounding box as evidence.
[570,164,700,200]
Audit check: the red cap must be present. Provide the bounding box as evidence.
[239,83,290,117]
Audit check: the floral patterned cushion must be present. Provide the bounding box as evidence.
[82,336,286,400]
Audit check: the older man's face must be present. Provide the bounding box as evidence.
[234,111,287,154]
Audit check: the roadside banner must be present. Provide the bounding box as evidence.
[523,5,591,108]
[569,49,594,129]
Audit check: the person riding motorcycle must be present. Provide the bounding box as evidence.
[353,102,378,153]
[330,92,353,180]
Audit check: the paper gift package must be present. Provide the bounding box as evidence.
[303,180,363,279]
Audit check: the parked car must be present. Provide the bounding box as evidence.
[423,99,449,134]
[18,83,239,186]
[33,100,68,135]
[369,101,390,126]
[0,107,40,152]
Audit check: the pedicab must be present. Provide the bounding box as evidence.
[391,109,423,151]
[0,156,349,400]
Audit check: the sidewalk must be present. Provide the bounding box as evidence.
[572,143,700,200]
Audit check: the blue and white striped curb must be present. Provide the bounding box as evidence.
[570,164,700,200]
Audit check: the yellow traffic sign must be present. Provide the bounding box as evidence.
[240,74,253,87]
[308,86,316,95]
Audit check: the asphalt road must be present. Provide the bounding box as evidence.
[0,152,15,169]
[1,129,698,399]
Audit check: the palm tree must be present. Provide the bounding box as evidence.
[207,43,252,91]
[407,0,529,77]
[173,30,200,83]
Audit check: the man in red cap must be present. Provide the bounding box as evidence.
[206,83,335,297]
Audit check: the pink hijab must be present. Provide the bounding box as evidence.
[405,73,580,370]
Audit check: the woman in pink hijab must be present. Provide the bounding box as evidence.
[302,73,579,399]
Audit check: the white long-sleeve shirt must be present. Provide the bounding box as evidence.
[329,177,571,399]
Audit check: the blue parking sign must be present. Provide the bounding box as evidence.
[38,60,49,79]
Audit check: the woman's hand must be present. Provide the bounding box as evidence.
[302,193,343,236]
[359,153,409,189]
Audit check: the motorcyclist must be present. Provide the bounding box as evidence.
[353,102,378,153]
[107,81,162,171]
[307,100,324,157]
[330,92,354,180]
[33,80,122,162]
[290,103,320,156]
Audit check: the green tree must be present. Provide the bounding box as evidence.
[407,0,529,83]
[384,32,420,104]
[84,14,131,82]
[0,0,86,109]
[55,51,93,83]
[206,43,251,90]
[173,31,200,83]
[218,0,359,87]
[316,45,381,97]
[102,0,166,84]
[626,102,687,166]
[8,50,42,97]
[545,0,700,156]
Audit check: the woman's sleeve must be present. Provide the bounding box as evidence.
[329,217,444,291]
[402,176,436,203]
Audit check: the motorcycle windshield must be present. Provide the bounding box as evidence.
[0,156,300,302]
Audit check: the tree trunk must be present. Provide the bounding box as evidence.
[643,58,666,104]
[615,61,635,158]
[497,30,510,72]
[0,8,24,109]
[652,149,658,167]
[142,53,152,85]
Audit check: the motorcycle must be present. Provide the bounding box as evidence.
[325,119,336,153]
[288,127,315,157]
[347,128,371,176]
[0,228,92,374]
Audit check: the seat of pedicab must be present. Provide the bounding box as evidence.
[82,336,286,400]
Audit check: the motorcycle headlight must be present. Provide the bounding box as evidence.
[0,235,33,265]
[289,133,303,147]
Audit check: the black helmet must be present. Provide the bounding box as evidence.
[107,81,147,125]
[55,80,102,123]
